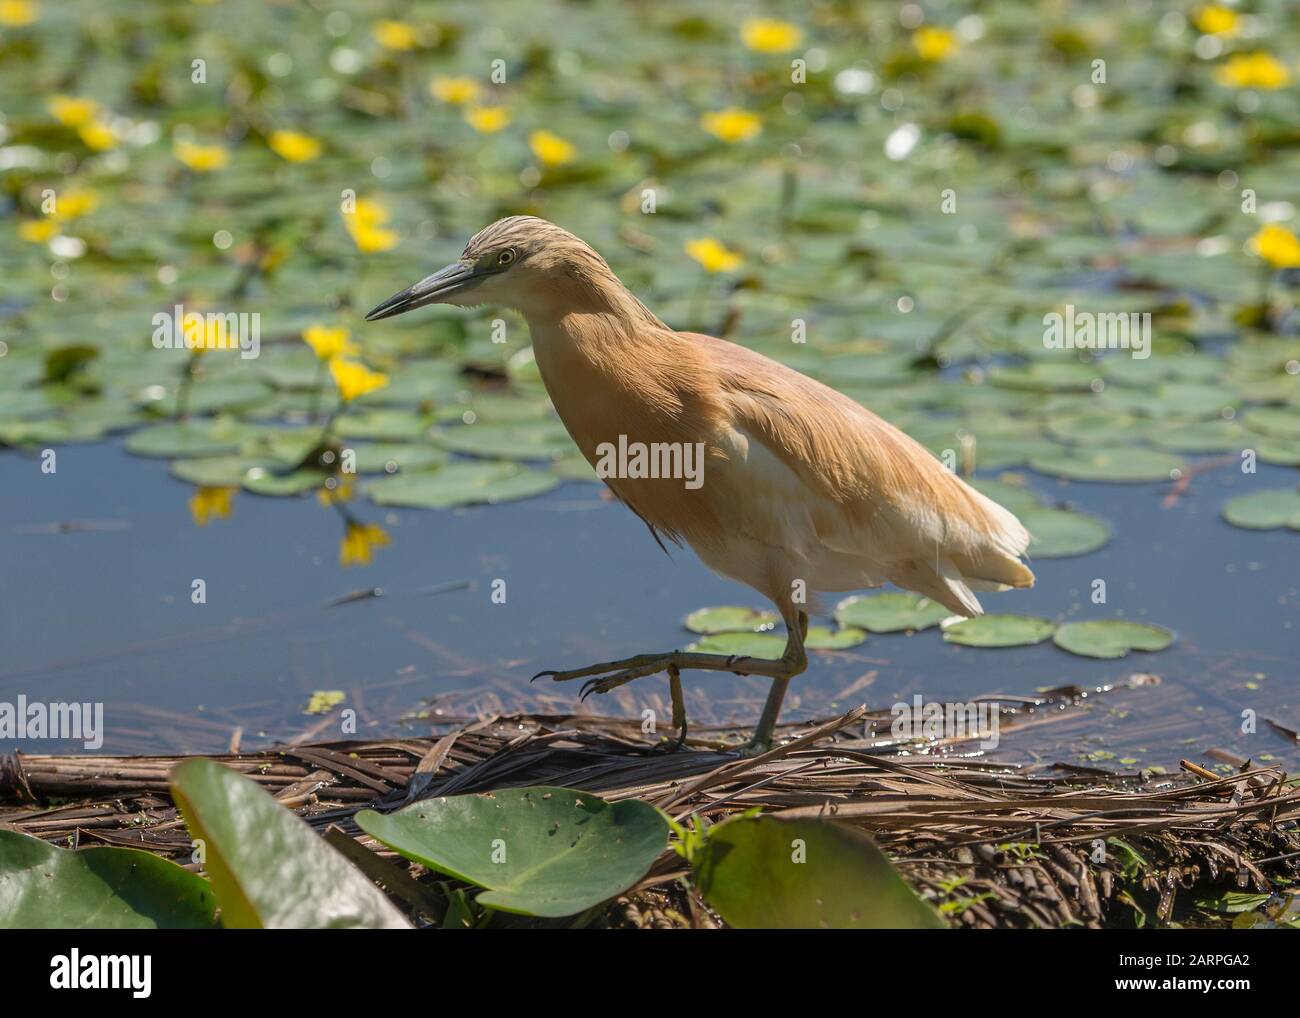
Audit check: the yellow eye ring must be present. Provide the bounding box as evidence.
[498,248,516,265]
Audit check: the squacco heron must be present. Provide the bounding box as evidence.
[367,217,1034,754]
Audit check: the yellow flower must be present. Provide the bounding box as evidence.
[700,108,762,143]
[189,486,236,526]
[78,121,118,151]
[529,129,577,166]
[48,96,100,128]
[189,315,232,354]
[51,188,99,221]
[302,324,357,360]
[1250,223,1300,268]
[741,18,803,54]
[18,219,58,243]
[343,197,399,253]
[330,358,389,402]
[1193,5,1238,36]
[914,26,957,62]
[373,19,420,51]
[317,477,355,506]
[340,522,391,567]
[464,105,511,133]
[686,237,743,273]
[268,130,322,163]
[174,139,229,172]
[1215,52,1291,89]
[430,75,481,105]
[0,0,37,26]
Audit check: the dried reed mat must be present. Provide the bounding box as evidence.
[3,683,1298,929]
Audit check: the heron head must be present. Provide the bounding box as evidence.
[364,216,581,321]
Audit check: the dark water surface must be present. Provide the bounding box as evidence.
[1,439,1296,770]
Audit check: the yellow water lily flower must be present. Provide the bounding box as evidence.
[188,315,233,354]
[189,486,236,526]
[430,75,481,105]
[18,219,58,243]
[48,96,100,128]
[268,130,322,163]
[464,105,511,133]
[373,19,419,51]
[317,477,356,506]
[1250,223,1300,269]
[77,121,118,151]
[174,139,229,172]
[52,188,100,221]
[700,108,762,143]
[302,324,357,360]
[741,18,803,54]
[1215,52,1291,89]
[340,521,391,567]
[686,237,743,273]
[0,0,38,26]
[343,196,399,253]
[1193,5,1238,36]
[330,358,389,402]
[914,26,957,62]
[530,129,577,166]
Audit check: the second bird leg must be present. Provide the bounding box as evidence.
[537,610,809,752]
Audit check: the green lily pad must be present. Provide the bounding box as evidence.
[1029,447,1184,483]
[1221,488,1300,530]
[804,625,868,650]
[242,467,329,496]
[343,441,448,474]
[834,592,952,633]
[691,815,944,929]
[942,614,1055,648]
[1052,620,1174,659]
[355,786,669,918]
[686,631,787,659]
[365,461,559,508]
[171,455,275,487]
[433,420,576,461]
[170,759,409,929]
[1022,507,1111,558]
[124,420,259,458]
[971,478,1044,515]
[683,605,779,634]
[0,829,217,929]
[336,410,435,441]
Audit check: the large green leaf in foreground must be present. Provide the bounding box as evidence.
[0,829,217,929]
[356,786,669,918]
[170,759,410,929]
[692,815,945,929]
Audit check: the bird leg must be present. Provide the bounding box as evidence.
[667,664,687,750]
[536,610,809,754]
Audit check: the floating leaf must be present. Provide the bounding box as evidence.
[0,829,217,930]
[691,815,944,929]
[804,625,867,650]
[683,605,779,634]
[365,461,559,508]
[1222,488,1300,530]
[1022,507,1111,558]
[1052,620,1173,659]
[170,759,409,929]
[834,592,951,633]
[434,420,575,461]
[942,614,1055,648]
[355,786,668,918]
[686,631,787,658]
[1029,447,1184,483]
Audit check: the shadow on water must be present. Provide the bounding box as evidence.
[1,438,1296,770]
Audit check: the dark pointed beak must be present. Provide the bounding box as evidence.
[365,261,479,321]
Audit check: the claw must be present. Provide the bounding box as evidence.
[530,670,556,683]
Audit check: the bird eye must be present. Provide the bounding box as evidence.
[497,248,516,266]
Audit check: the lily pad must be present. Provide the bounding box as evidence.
[170,759,409,929]
[942,614,1055,648]
[691,815,944,929]
[1052,620,1173,659]
[1029,447,1184,483]
[365,461,559,508]
[1022,507,1111,558]
[683,605,779,634]
[686,631,787,659]
[355,786,668,918]
[834,592,951,633]
[804,625,868,650]
[0,829,217,929]
[434,420,575,461]
[1221,488,1300,531]
[124,420,259,458]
